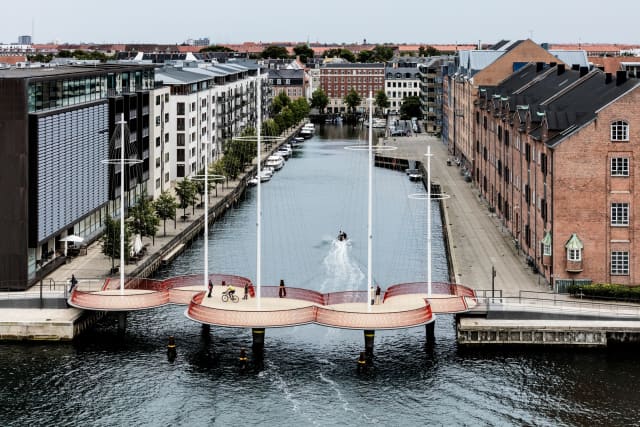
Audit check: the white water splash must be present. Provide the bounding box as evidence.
[319,239,365,292]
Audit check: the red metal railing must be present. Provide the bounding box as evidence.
[69,289,170,311]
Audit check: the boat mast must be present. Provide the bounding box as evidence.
[367,92,373,312]
[256,67,262,306]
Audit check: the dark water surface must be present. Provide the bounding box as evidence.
[2,126,640,426]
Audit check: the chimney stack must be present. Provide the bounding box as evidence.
[557,64,565,75]
[616,70,628,86]
[579,66,588,77]
[571,64,580,71]
[605,73,612,84]
[536,62,544,72]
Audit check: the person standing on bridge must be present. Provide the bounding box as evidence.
[279,279,286,298]
[207,280,213,298]
[375,285,381,305]
[243,282,249,300]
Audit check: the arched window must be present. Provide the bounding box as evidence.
[611,120,629,141]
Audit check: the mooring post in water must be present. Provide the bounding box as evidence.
[117,312,127,335]
[364,330,375,362]
[167,335,177,362]
[426,321,436,346]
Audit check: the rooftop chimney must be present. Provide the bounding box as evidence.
[605,73,612,84]
[550,61,557,67]
[536,62,544,72]
[616,70,628,86]
[557,64,565,75]
[571,64,580,71]
[579,66,589,77]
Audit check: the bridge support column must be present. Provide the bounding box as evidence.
[426,321,436,346]
[117,312,127,336]
[252,328,265,351]
[364,330,375,361]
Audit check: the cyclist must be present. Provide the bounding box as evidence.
[226,284,236,298]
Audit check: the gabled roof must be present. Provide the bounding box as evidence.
[548,50,589,68]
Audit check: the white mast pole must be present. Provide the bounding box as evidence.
[119,114,125,295]
[256,67,262,306]
[427,145,432,296]
[204,139,209,291]
[367,92,373,312]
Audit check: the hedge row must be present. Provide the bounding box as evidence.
[568,283,640,301]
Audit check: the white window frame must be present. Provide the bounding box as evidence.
[611,202,629,226]
[611,251,629,275]
[611,157,629,176]
[611,120,629,141]
[543,242,552,256]
[568,248,581,262]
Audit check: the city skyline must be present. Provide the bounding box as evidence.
[2,0,639,46]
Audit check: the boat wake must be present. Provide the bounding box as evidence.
[319,239,365,292]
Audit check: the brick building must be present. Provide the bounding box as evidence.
[320,63,384,113]
[475,64,640,289]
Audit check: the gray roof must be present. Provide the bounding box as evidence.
[384,66,422,79]
[267,68,303,79]
[155,66,210,84]
[457,50,505,76]
[0,63,155,79]
[549,50,589,68]
[322,62,385,69]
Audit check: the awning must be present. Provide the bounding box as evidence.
[565,233,583,250]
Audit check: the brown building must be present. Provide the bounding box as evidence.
[320,62,385,113]
[475,64,640,289]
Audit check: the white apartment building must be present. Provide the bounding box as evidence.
[384,63,422,115]
[152,61,267,196]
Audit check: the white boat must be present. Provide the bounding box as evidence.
[265,155,284,170]
[302,122,315,132]
[299,128,313,139]
[277,148,290,160]
[291,137,305,147]
[366,118,387,128]
[248,176,259,186]
[259,168,273,182]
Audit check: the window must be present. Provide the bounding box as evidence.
[155,116,160,126]
[155,95,160,105]
[611,203,629,226]
[611,251,629,275]
[177,102,185,115]
[611,157,629,176]
[177,165,185,178]
[155,137,161,147]
[568,248,581,262]
[611,121,629,141]
[177,118,185,131]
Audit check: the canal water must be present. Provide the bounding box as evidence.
[2,126,640,426]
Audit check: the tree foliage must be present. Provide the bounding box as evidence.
[310,88,329,113]
[293,44,314,63]
[419,45,440,57]
[200,45,236,53]
[344,89,362,113]
[357,45,394,63]
[175,178,198,218]
[129,194,159,243]
[154,191,178,236]
[400,96,422,119]
[374,90,390,114]
[101,215,132,263]
[261,45,290,59]
[271,92,292,115]
[323,48,356,63]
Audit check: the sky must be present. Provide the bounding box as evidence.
[2,0,639,46]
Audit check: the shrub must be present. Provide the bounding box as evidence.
[568,283,640,301]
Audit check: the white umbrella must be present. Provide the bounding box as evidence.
[60,235,84,256]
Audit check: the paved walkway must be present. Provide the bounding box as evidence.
[380,133,546,297]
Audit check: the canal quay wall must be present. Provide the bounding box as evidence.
[0,124,304,341]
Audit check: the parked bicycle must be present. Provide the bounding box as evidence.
[222,288,239,303]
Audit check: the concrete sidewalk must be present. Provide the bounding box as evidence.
[380,133,547,297]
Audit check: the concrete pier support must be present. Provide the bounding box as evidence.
[426,321,436,346]
[117,312,127,335]
[364,330,375,359]
[252,328,265,351]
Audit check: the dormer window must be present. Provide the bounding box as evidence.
[611,120,629,141]
[566,233,583,262]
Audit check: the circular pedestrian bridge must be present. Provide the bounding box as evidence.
[69,274,477,330]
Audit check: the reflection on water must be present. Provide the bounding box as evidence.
[1,125,640,426]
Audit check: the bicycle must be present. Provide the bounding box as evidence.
[221,289,239,303]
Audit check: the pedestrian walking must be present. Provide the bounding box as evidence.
[70,274,78,291]
[370,285,375,305]
[243,282,249,300]
[375,285,381,305]
[221,279,226,287]
[207,280,213,298]
[279,279,287,298]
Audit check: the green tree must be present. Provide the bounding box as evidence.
[290,97,310,122]
[419,45,440,57]
[129,194,160,245]
[310,88,329,113]
[175,178,197,219]
[271,92,292,115]
[400,96,422,119]
[344,89,362,113]
[199,45,236,53]
[323,48,356,63]
[154,191,178,236]
[280,106,295,130]
[374,90,390,115]
[263,118,281,136]
[101,215,132,268]
[293,44,314,63]
[371,45,394,62]
[357,50,374,63]
[261,45,290,59]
